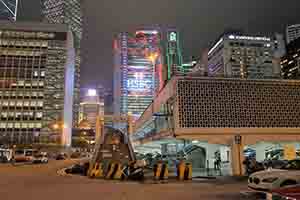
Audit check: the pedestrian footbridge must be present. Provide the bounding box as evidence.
[132,77,300,175]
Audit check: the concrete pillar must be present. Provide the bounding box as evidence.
[161,144,168,155]
[255,143,268,162]
[230,137,245,176]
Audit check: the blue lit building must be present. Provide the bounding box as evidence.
[113,30,160,119]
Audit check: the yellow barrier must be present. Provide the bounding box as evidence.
[177,162,192,181]
[153,162,162,180]
[185,163,192,180]
[93,163,104,178]
[105,162,116,179]
[177,161,186,181]
[89,163,103,178]
[154,162,168,181]
[113,163,123,180]
[87,162,94,177]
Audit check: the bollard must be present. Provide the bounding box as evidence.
[185,163,192,180]
[160,163,168,181]
[87,162,94,177]
[177,160,186,181]
[93,163,103,178]
[153,162,162,180]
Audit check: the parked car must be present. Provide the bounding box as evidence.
[56,153,67,160]
[263,159,289,170]
[70,152,81,159]
[65,164,85,175]
[248,159,300,191]
[14,149,38,162]
[267,184,300,200]
[0,149,12,163]
[32,154,48,164]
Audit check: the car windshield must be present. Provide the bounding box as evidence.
[15,150,24,155]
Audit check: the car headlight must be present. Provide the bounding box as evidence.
[262,177,278,183]
[271,193,297,200]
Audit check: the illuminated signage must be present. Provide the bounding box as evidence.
[127,79,152,90]
[127,72,152,91]
[228,35,271,41]
[169,32,177,42]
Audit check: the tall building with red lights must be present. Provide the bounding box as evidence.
[114,30,161,119]
[113,27,182,119]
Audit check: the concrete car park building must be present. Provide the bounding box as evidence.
[0,21,75,146]
[132,76,300,175]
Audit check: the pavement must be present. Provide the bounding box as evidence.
[0,160,259,200]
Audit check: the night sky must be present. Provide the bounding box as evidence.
[18,0,300,89]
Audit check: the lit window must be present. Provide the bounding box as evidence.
[15,123,20,128]
[34,71,39,77]
[29,123,34,128]
[17,101,23,106]
[37,101,43,107]
[36,112,43,118]
[0,123,6,128]
[30,101,36,107]
[41,71,45,77]
[36,123,42,128]
[24,101,29,107]
[22,123,28,128]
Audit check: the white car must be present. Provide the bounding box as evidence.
[32,154,49,164]
[248,159,300,191]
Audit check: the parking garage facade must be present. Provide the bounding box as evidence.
[132,77,300,175]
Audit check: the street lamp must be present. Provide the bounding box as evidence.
[53,124,59,130]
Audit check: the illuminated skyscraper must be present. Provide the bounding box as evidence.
[165,29,183,79]
[42,0,82,127]
[113,27,183,119]
[0,0,18,21]
[113,30,160,119]
[0,21,75,146]
[207,33,281,79]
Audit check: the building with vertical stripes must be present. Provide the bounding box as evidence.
[42,0,82,128]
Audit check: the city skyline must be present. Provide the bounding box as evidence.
[17,0,300,89]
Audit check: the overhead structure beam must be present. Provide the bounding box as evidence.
[0,0,18,21]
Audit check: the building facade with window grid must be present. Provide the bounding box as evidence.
[42,0,82,127]
[207,34,281,79]
[0,21,75,146]
[281,37,300,79]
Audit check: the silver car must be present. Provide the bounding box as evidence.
[248,160,300,191]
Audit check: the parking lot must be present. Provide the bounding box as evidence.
[0,160,266,200]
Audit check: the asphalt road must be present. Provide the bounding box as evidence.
[0,160,254,200]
